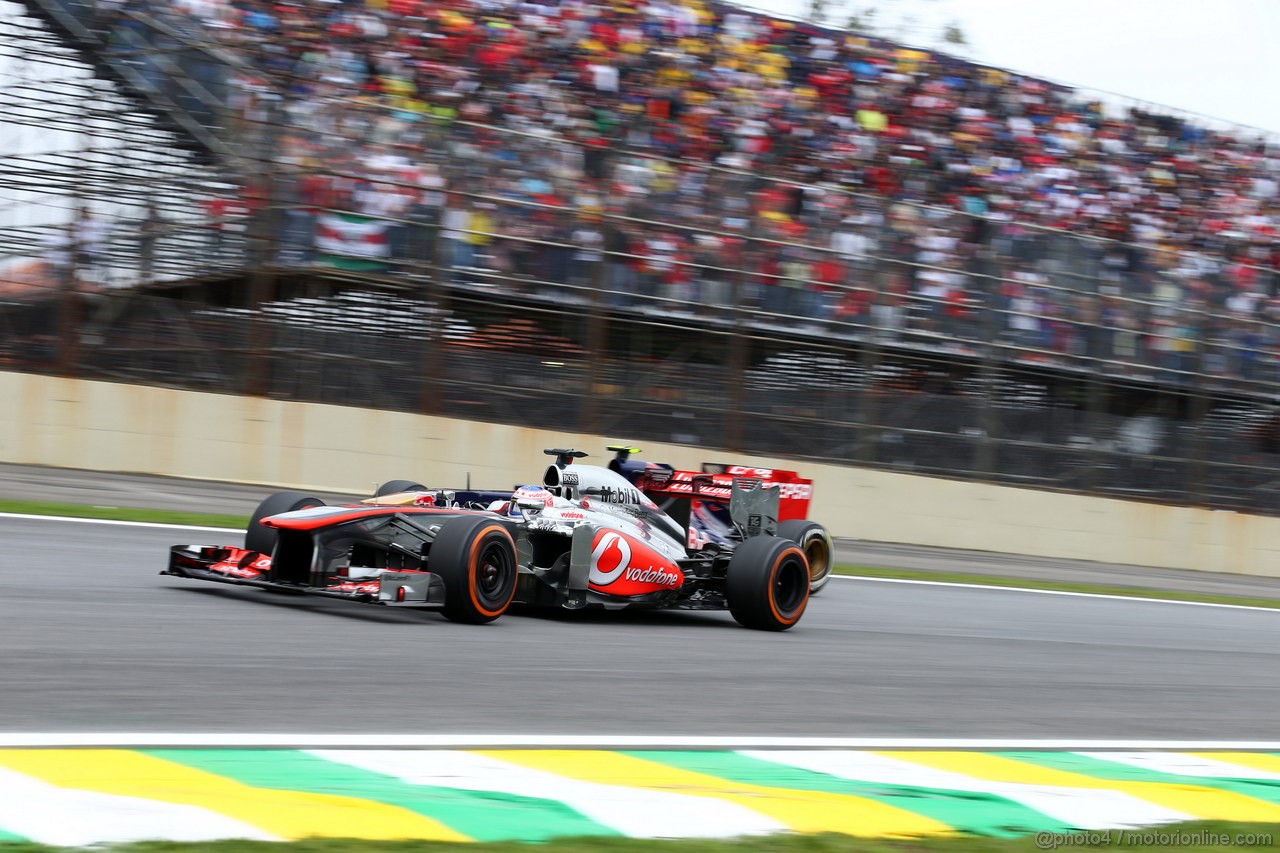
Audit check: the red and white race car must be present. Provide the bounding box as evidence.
[163,447,831,631]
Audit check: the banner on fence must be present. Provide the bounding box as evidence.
[315,213,390,272]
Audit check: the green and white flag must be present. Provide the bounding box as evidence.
[315,213,390,272]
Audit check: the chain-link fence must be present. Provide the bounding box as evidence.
[6,274,1280,515]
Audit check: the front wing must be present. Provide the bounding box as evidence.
[162,545,445,607]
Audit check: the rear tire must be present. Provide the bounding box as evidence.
[726,535,809,631]
[778,519,833,594]
[375,479,427,497]
[245,491,324,555]
[431,515,519,624]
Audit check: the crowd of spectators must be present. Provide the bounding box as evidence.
[100,0,1280,383]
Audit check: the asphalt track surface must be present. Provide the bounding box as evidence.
[4,512,1280,738]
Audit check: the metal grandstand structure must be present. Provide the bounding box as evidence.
[3,0,1280,517]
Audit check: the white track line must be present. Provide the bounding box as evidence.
[5,734,1280,750]
[6,513,1277,614]
[833,574,1280,613]
[0,512,235,533]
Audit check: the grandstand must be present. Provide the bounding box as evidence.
[1,0,1278,513]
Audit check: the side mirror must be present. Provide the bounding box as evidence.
[607,445,641,463]
[544,448,589,468]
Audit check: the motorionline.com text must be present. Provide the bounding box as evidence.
[1036,831,1274,849]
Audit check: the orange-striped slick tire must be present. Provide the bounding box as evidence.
[726,535,810,631]
[431,515,519,624]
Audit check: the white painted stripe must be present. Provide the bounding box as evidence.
[0,765,277,846]
[310,749,783,839]
[6,513,1275,615]
[0,512,235,533]
[1077,752,1280,781]
[6,734,1280,750]
[743,750,1191,830]
[833,575,1280,614]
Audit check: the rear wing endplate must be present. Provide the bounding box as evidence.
[729,478,779,539]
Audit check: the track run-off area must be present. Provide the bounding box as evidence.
[5,511,1280,845]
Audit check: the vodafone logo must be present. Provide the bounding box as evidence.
[622,567,681,585]
[589,532,632,585]
[588,531,682,588]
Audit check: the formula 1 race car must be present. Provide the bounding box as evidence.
[162,448,832,631]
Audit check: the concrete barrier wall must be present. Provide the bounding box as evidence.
[5,370,1279,576]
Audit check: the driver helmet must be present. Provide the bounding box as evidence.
[512,485,555,507]
[488,485,555,517]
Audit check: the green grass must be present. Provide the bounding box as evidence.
[0,823,1276,852]
[5,499,1280,610]
[0,499,248,530]
[835,564,1280,610]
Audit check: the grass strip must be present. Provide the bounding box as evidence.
[0,821,1278,852]
[0,499,248,530]
[835,565,1280,610]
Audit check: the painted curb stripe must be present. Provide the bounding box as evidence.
[5,749,1280,844]
[0,765,275,846]
[1194,753,1280,776]
[634,750,1062,838]
[305,751,621,840]
[981,752,1280,822]
[1079,752,1280,782]
[743,750,1144,831]
[486,749,953,838]
[312,749,762,840]
[367,750,786,839]
[156,749,614,843]
[0,749,467,842]
[1043,752,1280,809]
[880,752,1195,826]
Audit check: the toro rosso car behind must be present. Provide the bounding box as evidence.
[163,447,832,631]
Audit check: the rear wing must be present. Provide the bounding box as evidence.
[604,447,814,547]
[637,464,814,522]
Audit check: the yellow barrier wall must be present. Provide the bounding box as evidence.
[4,371,1278,576]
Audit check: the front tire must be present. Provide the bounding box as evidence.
[431,515,519,624]
[375,479,427,497]
[245,491,324,555]
[778,519,833,594]
[726,535,810,631]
